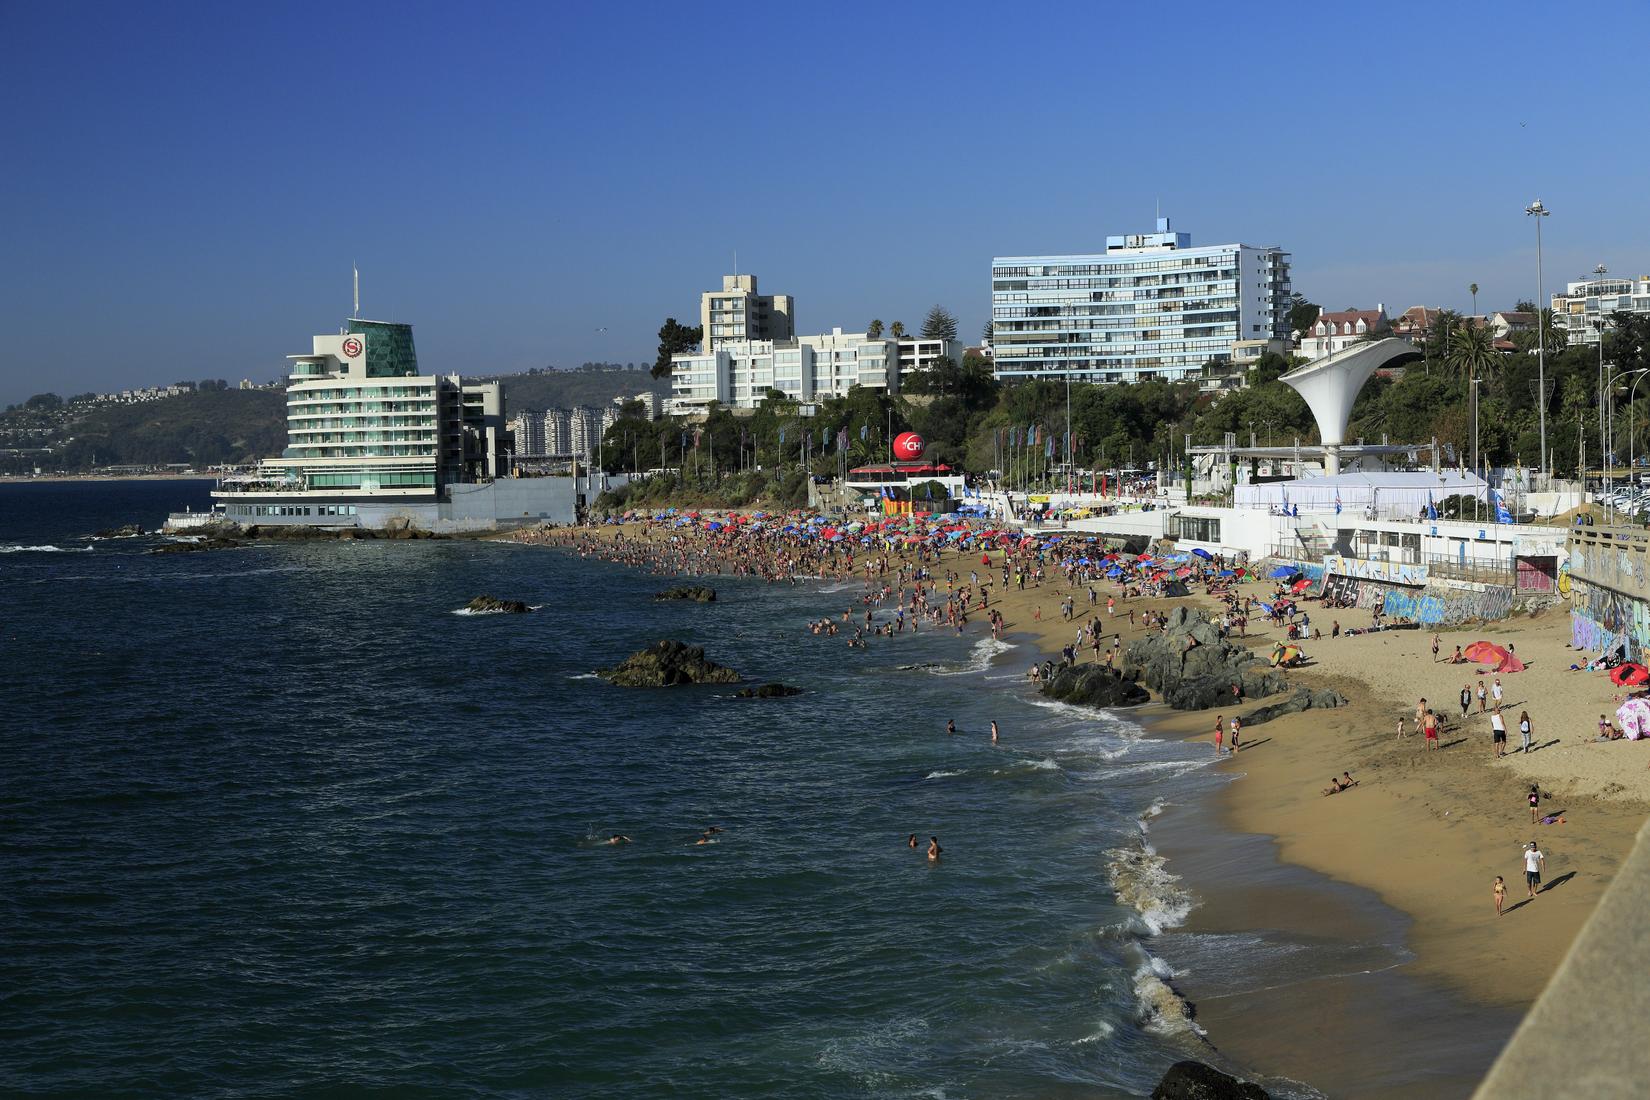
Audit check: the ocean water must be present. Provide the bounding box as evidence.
[4,481,1307,1097]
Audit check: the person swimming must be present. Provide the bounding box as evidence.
[927,836,942,862]
[606,834,632,845]
[946,719,956,735]
[908,833,918,849]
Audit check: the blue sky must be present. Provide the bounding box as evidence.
[3,0,1646,406]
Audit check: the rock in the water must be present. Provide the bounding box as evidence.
[654,585,717,603]
[1240,687,1349,726]
[92,523,145,538]
[1152,1061,1270,1100]
[150,537,245,554]
[1121,608,1289,711]
[1040,664,1149,708]
[599,640,742,687]
[734,682,802,698]
[464,595,532,614]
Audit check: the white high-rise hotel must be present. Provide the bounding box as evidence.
[991,218,1291,382]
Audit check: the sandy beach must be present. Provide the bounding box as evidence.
[518,517,1650,1091]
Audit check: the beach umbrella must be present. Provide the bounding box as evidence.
[1218,569,1235,578]
[1270,643,1302,666]
[1258,602,1275,615]
[1616,697,1650,740]
[1191,548,1213,560]
[1267,565,1295,579]
[1494,651,1526,674]
[1290,578,1311,593]
[1463,641,1507,665]
[1609,663,1650,687]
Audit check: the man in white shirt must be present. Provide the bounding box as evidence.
[1491,678,1505,706]
[1524,842,1545,898]
[1490,708,1508,758]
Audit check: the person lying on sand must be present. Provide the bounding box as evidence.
[1322,776,1352,796]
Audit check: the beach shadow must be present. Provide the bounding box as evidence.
[1540,871,1578,894]
[1441,738,1468,750]
[1530,739,1561,753]
[1503,899,1533,916]
[1234,738,1272,751]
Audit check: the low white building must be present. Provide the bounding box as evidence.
[667,328,901,415]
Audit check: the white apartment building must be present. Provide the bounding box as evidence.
[667,328,901,415]
[1552,271,1650,345]
[991,218,1291,382]
[1296,307,1389,360]
[701,274,794,353]
[510,411,546,456]
[613,392,661,419]
[897,337,965,377]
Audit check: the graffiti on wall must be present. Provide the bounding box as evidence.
[1325,554,1429,587]
[1570,579,1650,658]
[1322,573,1361,605]
[1377,582,1515,625]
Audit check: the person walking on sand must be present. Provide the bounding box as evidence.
[1415,698,1428,730]
[1492,678,1505,708]
[1529,784,1541,823]
[1476,680,1488,714]
[1396,716,1406,741]
[1494,875,1507,916]
[1432,633,1441,661]
[1524,842,1545,898]
[1459,685,1472,719]
[1229,715,1242,753]
[1518,711,1533,754]
[1424,708,1440,750]
[1491,707,1508,758]
[1213,715,1225,756]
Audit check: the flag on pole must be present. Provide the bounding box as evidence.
[860,424,868,441]
[1334,490,1342,515]
[1493,487,1513,524]
[1426,492,1438,520]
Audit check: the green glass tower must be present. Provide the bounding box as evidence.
[348,318,420,377]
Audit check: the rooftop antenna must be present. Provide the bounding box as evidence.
[733,249,738,277]
[353,262,360,318]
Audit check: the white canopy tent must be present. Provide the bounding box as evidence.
[1233,471,1489,517]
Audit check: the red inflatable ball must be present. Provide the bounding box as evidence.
[893,431,926,460]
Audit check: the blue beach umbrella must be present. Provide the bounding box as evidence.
[1218,569,1235,577]
[1192,548,1213,560]
[1267,565,1295,579]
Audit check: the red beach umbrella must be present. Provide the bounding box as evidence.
[1610,663,1650,687]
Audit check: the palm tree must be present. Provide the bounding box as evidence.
[1446,319,1499,382]
[889,321,906,339]
[1469,284,1479,317]
[867,319,884,338]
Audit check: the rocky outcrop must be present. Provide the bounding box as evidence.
[464,595,532,614]
[734,682,802,698]
[599,641,742,687]
[1240,687,1349,727]
[151,537,246,554]
[655,585,717,603]
[92,524,145,538]
[1040,664,1149,708]
[1152,1060,1270,1100]
[1122,607,1289,710]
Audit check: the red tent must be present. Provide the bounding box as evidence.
[1464,640,1508,665]
[1610,663,1650,687]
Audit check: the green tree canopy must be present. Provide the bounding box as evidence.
[652,318,704,379]
[920,305,959,341]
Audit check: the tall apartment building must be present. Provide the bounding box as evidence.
[509,411,546,456]
[667,329,900,415]
[702,274,794,353]
[990,218,1291,383]
[1552,271,1650,345]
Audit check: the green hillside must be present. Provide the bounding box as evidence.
[483,366,668,412]
[58,390,288,467]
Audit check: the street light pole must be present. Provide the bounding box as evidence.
[1527,200,1551,479]
[1596,264,1609,475]
[1629,370,1650,523]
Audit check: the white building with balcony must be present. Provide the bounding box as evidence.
[991,218,1291,382]
[667,328,901,415]
[1553,271,1650,346]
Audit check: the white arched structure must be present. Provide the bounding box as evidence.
[1279,338,1414,474]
